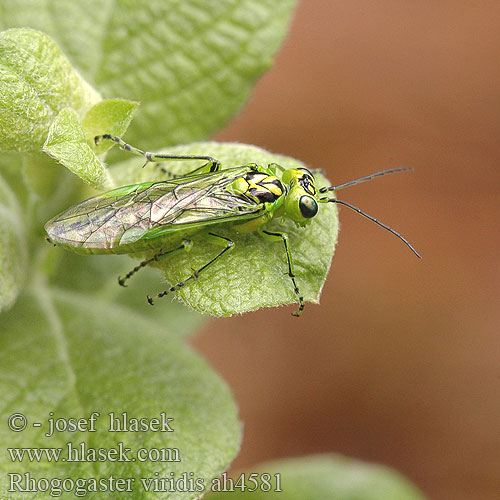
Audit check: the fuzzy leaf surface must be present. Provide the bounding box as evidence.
[43,108,111,189]
[0,173,27,311]
[0,289,241,499]
[0,1,298,149]
[0,28,100,152]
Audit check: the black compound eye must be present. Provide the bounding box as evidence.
[299,195,318,218]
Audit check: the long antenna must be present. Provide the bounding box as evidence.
[322,197,421,258]
[319,167,412,193]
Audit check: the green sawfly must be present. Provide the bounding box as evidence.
[45,135,420,316]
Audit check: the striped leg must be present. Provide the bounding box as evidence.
[118,240,193,287]
[94,134,221,174]
[259,229,305,317]
[147,233,234,305]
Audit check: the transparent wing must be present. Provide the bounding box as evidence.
[45,167,263,250]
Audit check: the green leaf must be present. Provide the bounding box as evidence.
[47,250,205,339]
[0,153,30,206]
[0,28,100,152]
[22,153,61,201]
[22,153,82,215]
[0,1,298,149]
[206,455,427,500]
[0,173,27,311]
[0,288,241,499]
[82,99,139,154]
[43,108,112,189]
[109,142,338,317]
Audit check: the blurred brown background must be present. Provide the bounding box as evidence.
[192,1,500,499]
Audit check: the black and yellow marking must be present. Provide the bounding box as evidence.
[296,168,317,196]
[243,172,284,204]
